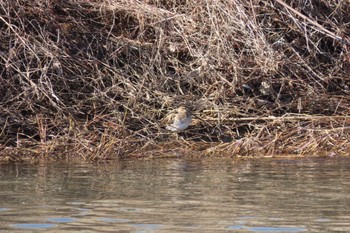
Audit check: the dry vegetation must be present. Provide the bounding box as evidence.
[0,0,349,161]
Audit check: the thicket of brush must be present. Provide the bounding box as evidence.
[0,0,349,161]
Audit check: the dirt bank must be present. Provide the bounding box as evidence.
[0,0,349,162]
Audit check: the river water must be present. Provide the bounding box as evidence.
[0,157,349,232]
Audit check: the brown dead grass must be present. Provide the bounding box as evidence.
[0,0,349,162]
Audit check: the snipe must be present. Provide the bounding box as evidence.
[164,106,192,132]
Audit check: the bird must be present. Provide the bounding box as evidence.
[163,106,192,132]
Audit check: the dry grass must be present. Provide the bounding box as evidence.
[0,0,349,162]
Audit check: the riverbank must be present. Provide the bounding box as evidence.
[0,0,349,162]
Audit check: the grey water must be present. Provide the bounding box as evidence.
[0,157,350,232]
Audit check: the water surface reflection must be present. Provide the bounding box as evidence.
[0,157,350,232]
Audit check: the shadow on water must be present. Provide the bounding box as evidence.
[0,157,350,232]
